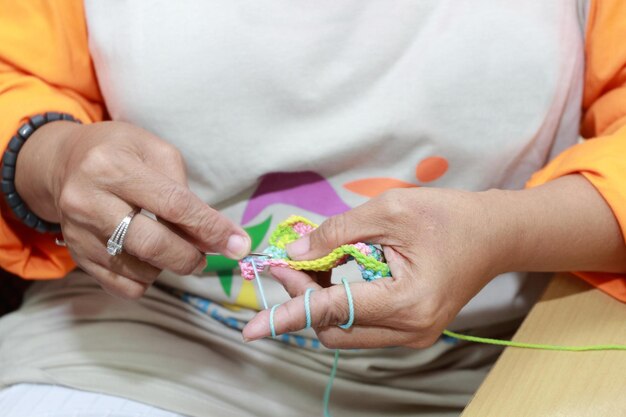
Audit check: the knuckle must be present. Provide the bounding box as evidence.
[172,150,185,169]
[81,146,112,177]
[379,189,406,219]
[406,300,441,335]
[194,213,219,239]
[161,143,185,165]
[158,183,192,221]
[193,213,230,247]
[152,142,187,183]
[390,283,441,332]
[57,186,87,216]
[281,303,305,333]
[134,228,166,260]
[317,290,347,328]
[172,250,203,275]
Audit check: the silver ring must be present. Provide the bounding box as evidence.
[106,210,138,256]
[54,237,67,247]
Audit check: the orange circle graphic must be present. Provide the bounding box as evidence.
[415,156,448,183]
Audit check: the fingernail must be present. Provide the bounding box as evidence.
[242,320,265,341]
[383,246,395,262]
[286,235,310,258]
[227,234,250,259]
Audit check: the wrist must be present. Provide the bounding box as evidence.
[479,176,626,275]
[15,120,82,223]
[474,188,527,276]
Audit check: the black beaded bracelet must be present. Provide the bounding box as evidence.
[1,112,81,234]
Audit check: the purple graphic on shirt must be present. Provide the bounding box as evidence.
[241,171,351,225]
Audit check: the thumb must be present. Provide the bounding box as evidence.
[286,209,376,260]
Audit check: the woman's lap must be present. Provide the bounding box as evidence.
[0,271,512,417]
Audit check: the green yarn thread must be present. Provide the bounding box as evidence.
[442,329,626,351]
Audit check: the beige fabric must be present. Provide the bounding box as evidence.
[0,383,187,417]
[0,272,516,416]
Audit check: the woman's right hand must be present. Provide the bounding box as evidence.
[15,120,250,299]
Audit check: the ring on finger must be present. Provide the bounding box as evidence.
[106,209,139,256]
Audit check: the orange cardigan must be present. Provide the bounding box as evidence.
[526,1,626,301]
[1,0,625,301]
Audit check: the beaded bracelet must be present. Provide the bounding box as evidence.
[1,112,80,233]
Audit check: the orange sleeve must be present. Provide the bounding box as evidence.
[526,0,626,302]
[0,0,104,279]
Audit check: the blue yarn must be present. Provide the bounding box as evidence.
[269,304,280,338]
[304,288,314,329]
[338,277,355,330]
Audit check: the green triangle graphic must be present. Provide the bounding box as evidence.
[204,215,273,273]
[247,215,273,250]
[218,270,234,297]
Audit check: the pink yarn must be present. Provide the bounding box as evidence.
[353,242,372,256]
[293,221,315,236]
[240,258,289,280]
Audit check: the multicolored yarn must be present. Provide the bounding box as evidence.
[239,215,390,281]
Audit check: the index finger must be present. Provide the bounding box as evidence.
[111,165,250,259]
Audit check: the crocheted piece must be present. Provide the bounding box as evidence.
[239,216,390,281]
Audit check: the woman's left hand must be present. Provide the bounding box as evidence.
[242,187,516,348]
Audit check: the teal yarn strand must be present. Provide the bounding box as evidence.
[323,349,341,417]
[338,277,355,329]
[324,278,355,417]
[269,304,280,338]
[264,278,352,416]
[304,288,314,329]
[250,259,280,340]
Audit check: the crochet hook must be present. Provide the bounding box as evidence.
[204,252,272,258]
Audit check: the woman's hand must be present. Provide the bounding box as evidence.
[243,176,626,348]
[243,187,512,348]
[15,121,250,299]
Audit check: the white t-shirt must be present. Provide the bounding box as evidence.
[84,0,587,335]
